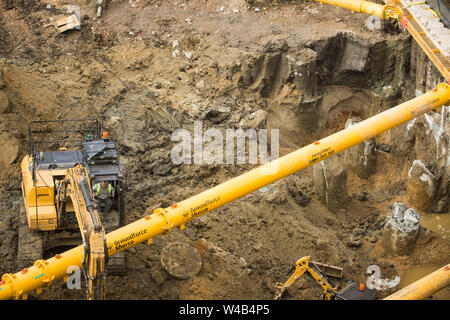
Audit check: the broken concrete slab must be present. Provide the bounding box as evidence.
[51,14,81,33]
[382,203,421,256]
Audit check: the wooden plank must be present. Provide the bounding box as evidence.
[312,261,344,279]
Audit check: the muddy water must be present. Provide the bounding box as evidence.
[399,265,450,300]
[420,212,450,239]
[397,213,450,300]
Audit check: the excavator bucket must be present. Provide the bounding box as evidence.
[311,261,343,279]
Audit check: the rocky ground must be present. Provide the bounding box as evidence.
[0,0,448,300]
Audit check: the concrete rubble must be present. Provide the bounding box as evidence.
[382,203,421,256]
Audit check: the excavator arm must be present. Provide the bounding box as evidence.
[274,256,339,300]
[64,164,106,300]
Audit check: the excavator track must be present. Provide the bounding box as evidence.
[106,252,127,276]
[17,204,43,270]
[104,213,127,276]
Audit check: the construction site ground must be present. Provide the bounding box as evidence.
[0,0,449,300]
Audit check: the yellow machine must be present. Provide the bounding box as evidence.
[17,119,126,299]
[274,256,376,300]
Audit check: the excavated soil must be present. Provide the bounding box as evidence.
[0,0,449,300]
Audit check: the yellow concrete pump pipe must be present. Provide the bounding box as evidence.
[0,83,449,300]
[314,0,399,19]
[384,264,450,300]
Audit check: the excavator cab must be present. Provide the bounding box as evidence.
[18,119,127,298]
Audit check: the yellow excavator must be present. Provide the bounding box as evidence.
[274,256,376,300]
[18,119,126,299]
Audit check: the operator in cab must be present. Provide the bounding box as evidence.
[93,180,114,213]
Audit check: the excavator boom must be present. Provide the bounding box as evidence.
[0,83,449,300]
[61,164,106,300]
[274,256,339,300]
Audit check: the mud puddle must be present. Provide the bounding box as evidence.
[399,264,450,300]
[420,213,450,239]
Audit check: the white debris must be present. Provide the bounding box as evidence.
[408,160,433,178]
[195,80,205,88]
[406,118,416,131]
[385,202,421,233]
[183,51,193,60]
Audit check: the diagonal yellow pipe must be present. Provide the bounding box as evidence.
[0,83,449,300]
[384,264,450,300]
[314,0,388,18]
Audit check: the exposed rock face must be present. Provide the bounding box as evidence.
[392,105,448,213]
[406,160,436,212]
[345,117,377,179]
[382,203,421,256]
[313,153,348,213]
[339,38,369,72]
[0,90,9,113]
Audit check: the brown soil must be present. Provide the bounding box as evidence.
[0,0,448,300]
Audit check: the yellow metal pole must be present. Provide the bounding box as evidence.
[314,0,387,18]
[1,83,449,300]
[384,264,450,300]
